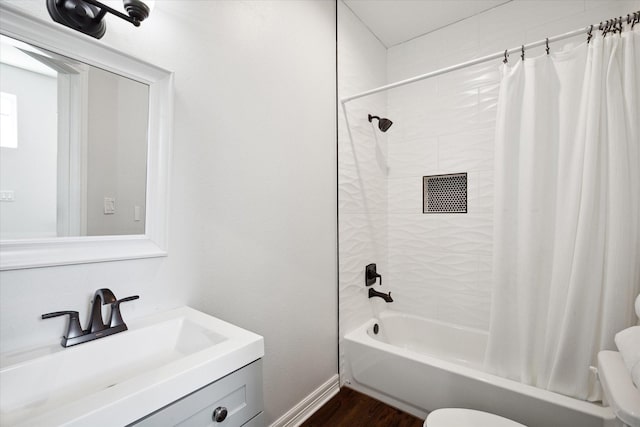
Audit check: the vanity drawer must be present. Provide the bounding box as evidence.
[131,359,263,427]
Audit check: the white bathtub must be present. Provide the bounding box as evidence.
[344,311,617,427]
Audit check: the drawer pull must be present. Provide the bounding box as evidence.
[212,406,228,422]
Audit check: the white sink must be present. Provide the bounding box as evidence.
[0,307,264,427]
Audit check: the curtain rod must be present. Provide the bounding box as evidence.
[340,13,638,104]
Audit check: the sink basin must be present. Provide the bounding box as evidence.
[0,307,264,427]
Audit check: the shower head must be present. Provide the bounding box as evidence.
[368,114,393,132]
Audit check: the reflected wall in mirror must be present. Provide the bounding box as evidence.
[0,34,149,240]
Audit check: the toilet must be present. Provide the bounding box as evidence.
[597,298,640,427]
[424,408,526,427]
[598,350,640,427]
[424,349,640,427]
[424,300,640,427]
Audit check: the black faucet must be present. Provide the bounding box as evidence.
[42,288,139,347]
[368,288,393,303]
[87,288,117,333]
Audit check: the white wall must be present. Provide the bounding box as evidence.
[86,67,148,236]
[0,1,337,425]
[0,63,57,239]
[337,0,388,385]
[385,0,640,330]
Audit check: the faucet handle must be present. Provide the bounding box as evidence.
[365,263,382,287]
[109,295,139,328]
[42,311,84,339]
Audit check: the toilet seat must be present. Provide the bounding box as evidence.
[424,408,527,427]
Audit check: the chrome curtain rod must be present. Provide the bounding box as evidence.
[341,11,640,104]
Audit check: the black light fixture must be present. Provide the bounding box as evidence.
[368,114,393,132]
[46,0,154,39]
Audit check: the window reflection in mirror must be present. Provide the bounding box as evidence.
[0,34,149,240]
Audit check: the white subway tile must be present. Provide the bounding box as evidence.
[388,176,423,213]
[387,137,438,178]
[438,128,495,172]
[339,213,387,268]
[388,213,440,252]
[390,287,441,320]
[437,61,499,95]
[437,214,493,256]
[467,171,479,212]
[476,170,494,213]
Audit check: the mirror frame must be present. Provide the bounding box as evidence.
[0,4,173,270]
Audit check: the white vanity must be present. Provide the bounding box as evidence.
[132,359,264,427]
[0,307,265,426]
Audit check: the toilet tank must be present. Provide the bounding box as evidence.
[598,351,640,427]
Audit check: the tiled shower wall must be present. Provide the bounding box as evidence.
[384,0,640,330]
[337,1,387,382]
[385,52,497,330]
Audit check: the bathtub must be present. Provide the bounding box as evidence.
[344,311,617,427]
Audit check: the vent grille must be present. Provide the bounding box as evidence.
[423,173,467,213]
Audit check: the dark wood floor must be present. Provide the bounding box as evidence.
[300,387,424,427]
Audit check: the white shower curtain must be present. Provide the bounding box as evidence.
[485,28,640,401]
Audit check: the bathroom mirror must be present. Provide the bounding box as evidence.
[0,34,150,240]
[0,4,173,270]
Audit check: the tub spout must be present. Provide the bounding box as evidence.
[368,288,393,303]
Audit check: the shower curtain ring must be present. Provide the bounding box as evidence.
[503,49,508,64]
[587,25,593,43]
[545,38,550,55]
[521,45,525,61]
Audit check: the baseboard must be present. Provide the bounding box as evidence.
[269,374,340,427]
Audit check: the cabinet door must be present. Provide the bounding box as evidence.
[132,360,263,427]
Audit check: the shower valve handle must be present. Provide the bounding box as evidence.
[365,263,382,287]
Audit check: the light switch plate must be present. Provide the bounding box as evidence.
[104,197,116,214]
[0,190,15,202]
